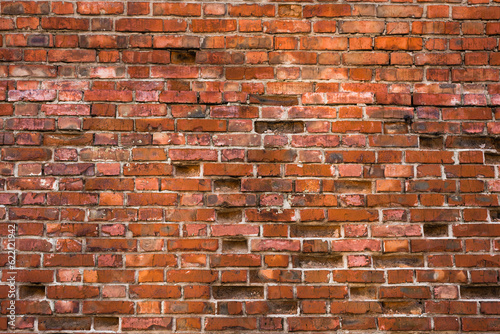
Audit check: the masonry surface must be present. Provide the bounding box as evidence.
[0,0,499,332]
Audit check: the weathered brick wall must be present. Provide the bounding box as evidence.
[0,0,499,332]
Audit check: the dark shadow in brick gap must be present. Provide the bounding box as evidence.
[94,317,119,331]
[19,286,45,299]
[255,121,305,134]
[424,224,448,237]
[249,94,299,106]
[461,286,500,299]
[170,50,197,64]
[174,164,200,177]
[222,240,248,253]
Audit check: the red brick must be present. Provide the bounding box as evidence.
[122,317,172,331]
[377,5,423,18]
[0,3,498,330]
[304,5,352,17]
[205,318,257,331]
[379,317,431,331]
[191,19,236,33]
[42,17,89,30]
[342,21,384,33]
[117,18,159,32]
[153,3,201,16]
[343,52,390,65]
[453,6,500,20]
[77,2,123,15]
[375,37,423,50]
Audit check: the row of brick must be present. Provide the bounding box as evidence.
[2,221,497,237]
[4,297,500,313]
[4,268,498,284]
[1,195,499,213]
[3,238,500,255]
[2,132,500,148]
[5,51,500,70]
[3,82,499,94]
[2,147,500,166]
[4,67,500,86]
[2,162,495,177]
[2,207,498,222]
[3,298,500,315]
[1,135,500,152]
[2,91,500,111]
[2,314,500,332]
[2,82,499,94]
[1,177,499,191]
[1,3,500,18]
[4,21,500,36]
[0,122,498,136]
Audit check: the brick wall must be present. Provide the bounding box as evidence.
[0,0,500,332]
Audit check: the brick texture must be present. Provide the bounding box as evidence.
[0,0,499,332]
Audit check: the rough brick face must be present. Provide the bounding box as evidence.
[0,0,499,333]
